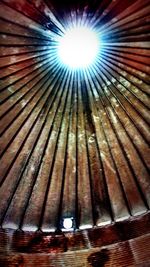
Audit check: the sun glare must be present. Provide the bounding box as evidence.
[57,26,100,69]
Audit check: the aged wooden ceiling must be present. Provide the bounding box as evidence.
[0,0,150,266]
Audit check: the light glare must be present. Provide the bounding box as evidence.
[63,218,73,229]
[57,26,99,69]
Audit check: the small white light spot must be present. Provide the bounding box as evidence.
[63,218,73,229]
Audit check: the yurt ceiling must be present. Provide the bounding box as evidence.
[0,0,150,266]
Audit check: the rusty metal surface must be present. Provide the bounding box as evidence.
[0,0,150,265]
[0,227,150,266]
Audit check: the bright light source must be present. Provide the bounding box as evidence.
[57,26,99,69]
[63,218,73,229]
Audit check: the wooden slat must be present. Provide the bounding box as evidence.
[0,0,149,235]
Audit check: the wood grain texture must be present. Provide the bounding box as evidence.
[0,0,150,265]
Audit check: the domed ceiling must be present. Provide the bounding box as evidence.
[0,1,150,266]
[0,0,150,239]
